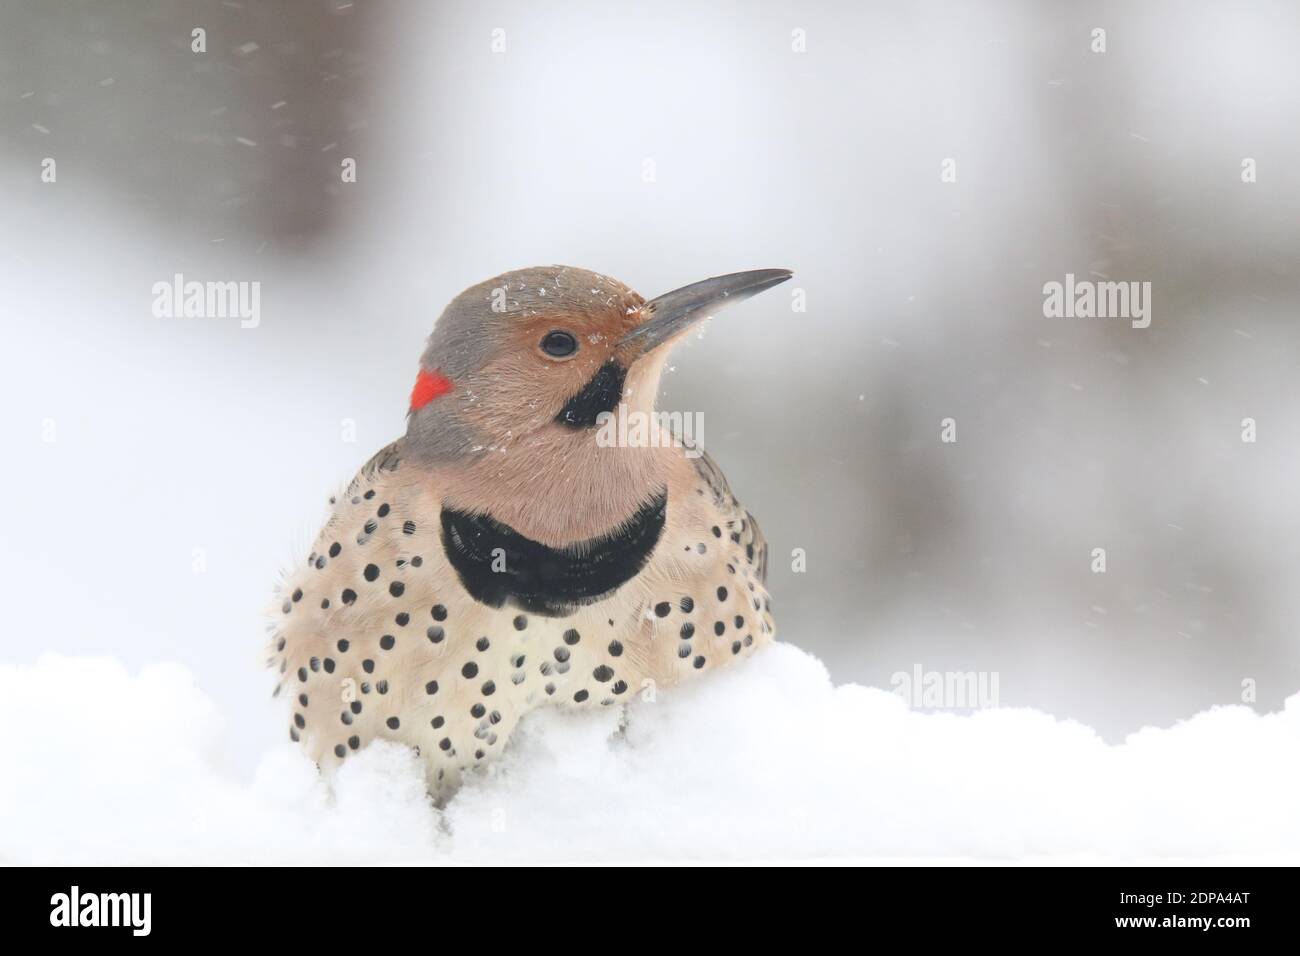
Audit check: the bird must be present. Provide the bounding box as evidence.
[269,265,789,792]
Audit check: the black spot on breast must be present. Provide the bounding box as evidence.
[439,489,667,617]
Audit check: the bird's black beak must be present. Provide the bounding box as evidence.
[618,268,792,360]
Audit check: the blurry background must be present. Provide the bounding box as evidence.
[2,0,1297,766]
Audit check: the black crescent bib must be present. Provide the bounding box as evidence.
[440,489,667,617]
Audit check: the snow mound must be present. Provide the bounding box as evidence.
[2,646,1297,864]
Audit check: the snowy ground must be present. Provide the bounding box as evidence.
[3,642,1296,865]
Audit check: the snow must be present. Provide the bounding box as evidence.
[2,644,1298,865]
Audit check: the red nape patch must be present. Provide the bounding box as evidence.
[410,368,453,410]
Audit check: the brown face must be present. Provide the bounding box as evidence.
[458,304,649,440]
[406,266,791,460]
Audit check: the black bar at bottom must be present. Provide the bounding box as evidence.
[2,864,1290,942]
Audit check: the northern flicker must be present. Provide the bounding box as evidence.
[270,265,788,791]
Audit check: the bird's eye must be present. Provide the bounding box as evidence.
[540,330,579,359]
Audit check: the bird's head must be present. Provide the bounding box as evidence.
[405,265,791,461]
